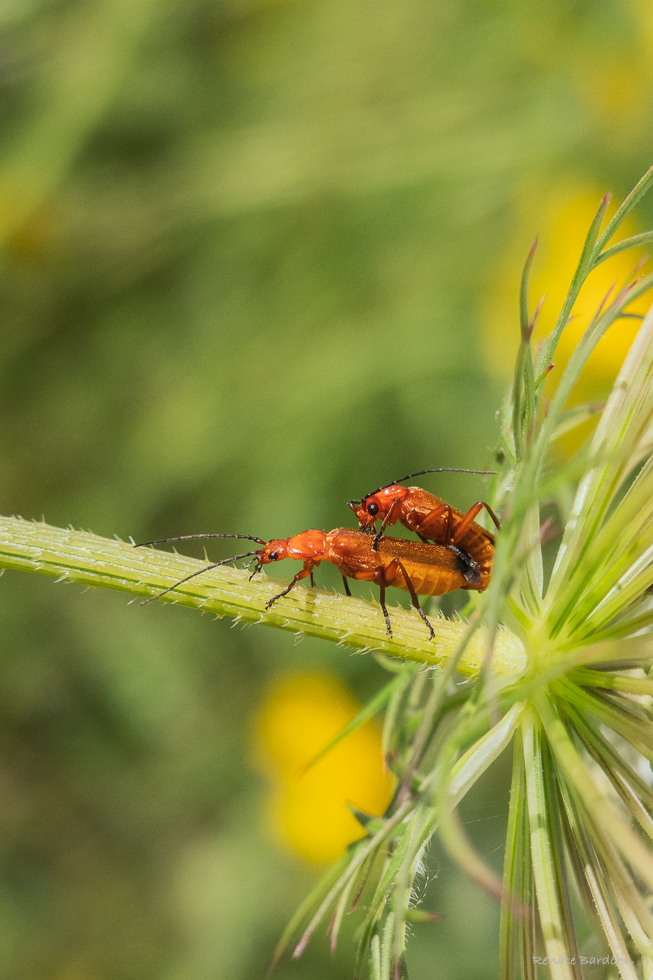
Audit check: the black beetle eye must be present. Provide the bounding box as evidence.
[269,551,278,561]
[367,501,379,516]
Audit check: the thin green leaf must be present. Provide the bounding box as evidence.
[549,633,653,670]
[538,282,652,503]
[270,848,355,969]
[559,697,653,807]
[499,729,526,980]
[535,192,611,382]
[596,231,653,266]
[555,678,653,761]
[569,666,653,697]
[558,456,653,635]
[404,909,442,923]
[370,934,382,980]
[521,706,575,980]
[520,239,538,339]
[550,402,604,442]
[328,872,357,954]
[361,809,430,945]
[535,692,653,890]
[579,797,653,958]
[568,709,653,843]
[542,738,582,979]
[289,802,411,964]
[380,912,395,980]
[581,607,653,643]
[593,166,653,258]
[513,239,538,461]
[521,503,544,615]
[434,701,523,806]
[556,767,642,980]
[545,307,653,633]
[391,818,427,974]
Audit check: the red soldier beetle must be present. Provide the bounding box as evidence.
[348,468,500,592]
[136,527,482,640]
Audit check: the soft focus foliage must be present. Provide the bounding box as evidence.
[2,0,653,978]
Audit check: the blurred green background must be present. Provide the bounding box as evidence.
[1,1,653,978]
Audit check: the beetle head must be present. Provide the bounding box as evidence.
[256,539,290,566]
[349,486,406,531]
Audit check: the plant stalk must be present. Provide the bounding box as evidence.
[0,515,527,675]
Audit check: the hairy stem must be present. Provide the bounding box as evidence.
[0,515,526,674]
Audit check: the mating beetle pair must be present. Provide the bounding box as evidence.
[139,468,499,639]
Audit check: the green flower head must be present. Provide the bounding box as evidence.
[273,168,653,980]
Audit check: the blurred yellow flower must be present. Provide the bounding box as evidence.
[576,53,645,122]
[253,673,394,864]
[482,182,651,450]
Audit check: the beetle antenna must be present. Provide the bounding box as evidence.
[141,550,261,605]
[136,533,266,547]
[361,468,498,499]
[391,467,498,486]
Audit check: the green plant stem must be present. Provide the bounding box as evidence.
[0,515,527,674]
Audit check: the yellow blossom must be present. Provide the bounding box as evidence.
[253,673,394,864]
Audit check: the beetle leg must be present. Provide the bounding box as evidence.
[418,503,451,542]
[451,501,501,542]
[341,575,352,597]
[310,571,315,588]
[396,560,435,641]
[443,504,453,543]
[372,497,401,551]
[266,563,313,610]
[376,577,393,637]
